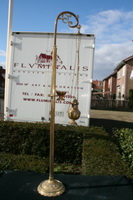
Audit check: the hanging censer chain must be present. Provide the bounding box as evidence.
[75,34,81,101]
[68,32,81,125]
[68,33,81,106]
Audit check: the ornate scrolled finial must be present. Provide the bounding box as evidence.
[54,11,81,37]
[58,12,79,28]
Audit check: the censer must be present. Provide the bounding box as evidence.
[68,98,81,125]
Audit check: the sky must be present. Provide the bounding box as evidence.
[0,0,133,80]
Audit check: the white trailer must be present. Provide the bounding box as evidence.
[4,32,95,126]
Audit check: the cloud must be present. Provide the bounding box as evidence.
[94,42,133,80]
[81,10,133,79]
[85,10,133,44]
[0,50,6,57]
[0,50,6,67]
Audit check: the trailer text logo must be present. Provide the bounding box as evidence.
[14,53,88,72]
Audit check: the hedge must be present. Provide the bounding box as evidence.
[0,153,48,172]
[0,121,83,164]
[113,128,133,169]
[82,126,133,177]
[0,121,133,178]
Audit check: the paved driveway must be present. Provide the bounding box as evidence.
[90,109,133,134]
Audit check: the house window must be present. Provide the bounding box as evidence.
[117,85,121,99]
[117,70,120,79]
[117,68,123,79]
[98,81,103,86]
[122,65,126,76]
[121,84,125,99]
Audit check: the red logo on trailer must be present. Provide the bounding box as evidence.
[35,53,63,64]
[36,53,52,63]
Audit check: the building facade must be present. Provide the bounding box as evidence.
[92,80,103,98]
[103,72,116,99]
[103,55,133,100]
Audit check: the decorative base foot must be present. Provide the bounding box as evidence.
[37,178,65,197]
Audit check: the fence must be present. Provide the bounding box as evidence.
[0,99,132,120]
[91,99,132,111]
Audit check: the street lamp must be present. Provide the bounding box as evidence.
[37,11,80,197]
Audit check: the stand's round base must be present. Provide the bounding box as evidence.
[37,178,65,197]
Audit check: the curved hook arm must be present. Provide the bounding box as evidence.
[54,11,81,46]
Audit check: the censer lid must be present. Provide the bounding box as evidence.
[72,99,79,105]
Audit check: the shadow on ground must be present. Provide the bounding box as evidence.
[0,171,133,200]
[90,118,133,135]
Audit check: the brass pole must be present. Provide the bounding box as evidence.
[49,44,56,180]
[37,11,80,197]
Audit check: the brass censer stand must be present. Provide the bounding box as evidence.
[37,11,80,197]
